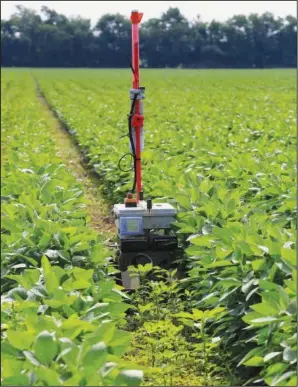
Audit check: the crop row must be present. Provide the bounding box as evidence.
[1,71,143,386]
[35,69,297,385]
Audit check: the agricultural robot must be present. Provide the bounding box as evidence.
[112,11,180,289]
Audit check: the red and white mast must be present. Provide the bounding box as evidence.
[130,10,144,202]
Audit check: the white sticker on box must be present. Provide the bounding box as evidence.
[120,217,143,235]
[127,219,140,232]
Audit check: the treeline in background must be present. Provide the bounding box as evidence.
[1,5,297,68]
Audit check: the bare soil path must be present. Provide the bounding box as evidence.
[34,76,115,237]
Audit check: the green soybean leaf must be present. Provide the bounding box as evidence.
[7,330,35,350]
[34,330,59,365]
[264,352,281,362]
[82,341,107,371]
[35,368,61,386]
[281,248,295,268]
[190,235,212,247]
[1,342,23,358]
[41,255,59,294]
[1,375,30,386]
[251,302,280,316]
[114,370,144,386]
[243,356,264,366]
[283,347,297,364]
[176,194,191,209]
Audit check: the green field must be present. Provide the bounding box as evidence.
[1,69,296,386]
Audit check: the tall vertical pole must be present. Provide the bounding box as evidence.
[130,10,143,202]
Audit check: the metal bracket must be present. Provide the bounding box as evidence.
[130,88,145,100]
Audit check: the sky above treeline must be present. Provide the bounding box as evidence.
[1,1,297,25]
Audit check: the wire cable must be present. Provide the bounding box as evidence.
[132,253,153,266]
[128,94,138,192]
[116,54,138,192]
[118,153,134,173]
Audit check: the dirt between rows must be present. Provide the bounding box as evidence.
[34,78,115,237]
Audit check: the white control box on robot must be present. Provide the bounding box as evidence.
[113,201,177,236]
